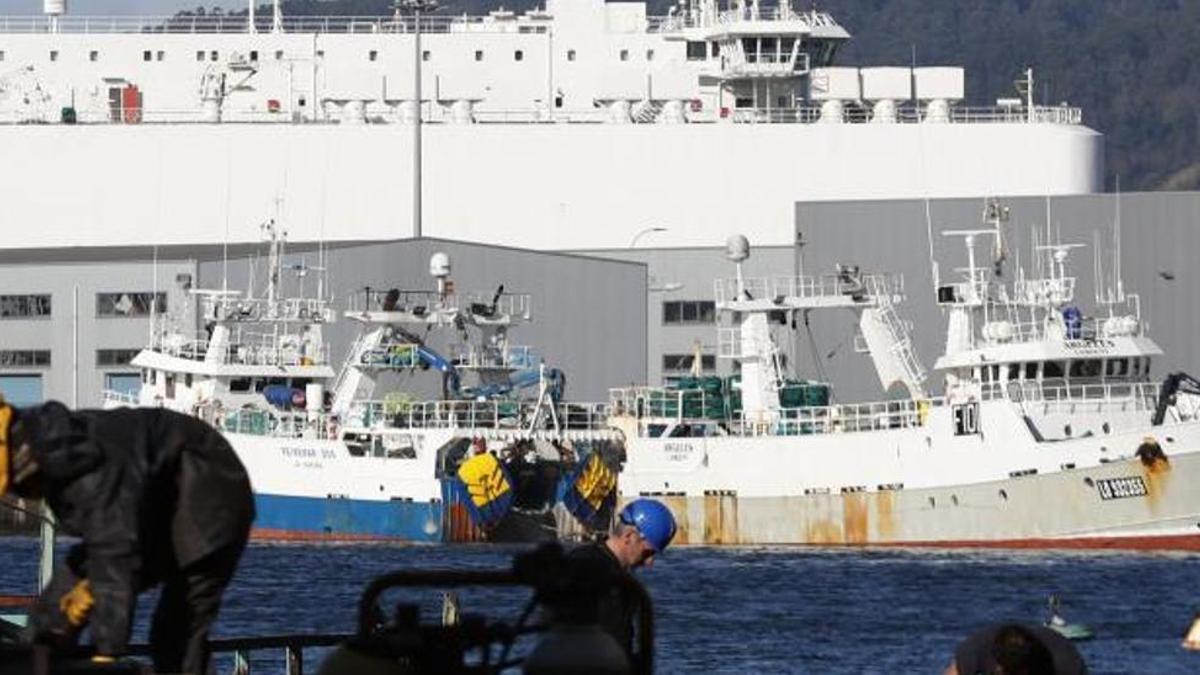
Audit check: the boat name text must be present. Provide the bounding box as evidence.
[1095,476,1147,501]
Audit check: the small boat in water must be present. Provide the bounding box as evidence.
[1045,595,1094,641]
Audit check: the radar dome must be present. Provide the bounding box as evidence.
[429,252,451,279]
[725,235,750,262]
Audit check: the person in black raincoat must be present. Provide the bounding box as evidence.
[0,398,254,673]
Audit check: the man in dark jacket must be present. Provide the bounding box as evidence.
[0,399,255,674]
[566,499,676,657]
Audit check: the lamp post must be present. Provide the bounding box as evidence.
[396,0,438,238]
[629,226,668,249]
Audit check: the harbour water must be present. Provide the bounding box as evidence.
[1,538,1197,673]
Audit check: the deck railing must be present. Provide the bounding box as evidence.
[347,398,611,433]
[0,103,1085,127]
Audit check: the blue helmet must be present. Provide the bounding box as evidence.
[618,499,677,552]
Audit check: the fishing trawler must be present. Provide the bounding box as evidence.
[104,222,621,542]
[610,201,1200,549]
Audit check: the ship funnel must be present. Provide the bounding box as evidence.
[725,234,750,262]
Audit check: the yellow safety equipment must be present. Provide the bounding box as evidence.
[90,655,116,664]
[574,454,617,511]
[457,453,511,509]
[59,579,94,627]
[0,400,11,494]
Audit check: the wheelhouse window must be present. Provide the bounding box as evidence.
[96,292,166,317]
[0,294,51,318]
[1043,361,1065,379]
[1105,358,1129,378]
[686,41,706,61]
[1069,359,1102,379]
[1024,362,1039,380]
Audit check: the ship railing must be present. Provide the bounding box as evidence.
[451,345,536,370]
[100,389,139,407]
[152,331,331,368]
[347,399,611,432]
[0,14,534,35]
[217,407,327,439]
[734,398,936,436]
[724,105,1083,126]
[991,380,1160,411]
[345,288,532,322]
[0,103,1085,127]
[608,386,726,422]
[649,8,841,32]
[202,296,335,325]
[714,273,894,306]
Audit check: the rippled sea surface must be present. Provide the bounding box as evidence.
[2,538,1198,674]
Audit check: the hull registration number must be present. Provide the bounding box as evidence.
[1095,476,1148,500]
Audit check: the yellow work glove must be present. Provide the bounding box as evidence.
[59,579,94,627]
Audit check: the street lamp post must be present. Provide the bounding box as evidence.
[396,0,438,238]
[629,226,668,249]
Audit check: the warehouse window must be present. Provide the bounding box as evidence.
[422,50,431,61]
[515,50,524,61]
[0,294,51,318]
[663,300,716,325]
[89,50,99,62]
[619,49,629,62]
[104,373,141,398]
[96,292,166,318]
[567,49,576,61]
[143,50,152,61]
[0,375,43,406]
[369,50,378,61]
[0,350,51,368]
[49,50,59,62]
[196,50,205,62]
[97,349,141,367]
[475,50,483,62]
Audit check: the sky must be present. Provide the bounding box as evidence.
[0,1,239,15]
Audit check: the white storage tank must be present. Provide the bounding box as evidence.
[809,67,860,101]
[913,67,965,101]
[860,67,912,100]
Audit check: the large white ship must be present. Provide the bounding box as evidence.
[610,201,1200,549]
[0,0,1100,251]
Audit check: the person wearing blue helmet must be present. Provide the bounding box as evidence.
[565,499,677,655]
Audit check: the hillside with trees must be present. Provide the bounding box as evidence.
[192,1,1200,190]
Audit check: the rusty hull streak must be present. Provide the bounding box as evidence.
[805,495,844,544]
[1140,457,1172,511]
[661,495,690,545]
[702,493,739,545]
[874,490,897,541]
[842,493,869,544]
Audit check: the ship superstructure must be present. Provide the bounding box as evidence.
[610,201,1200,548]
[0,1,1100,251]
